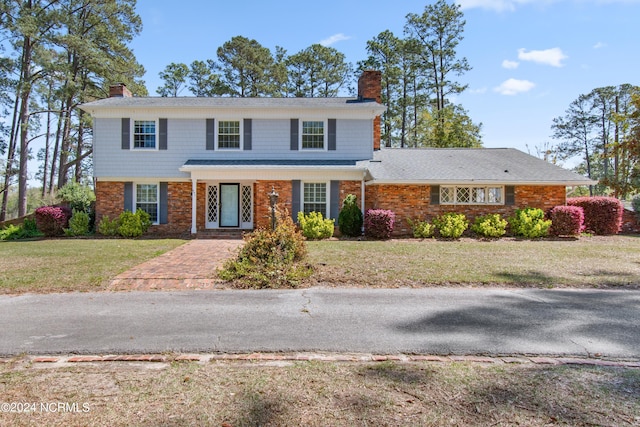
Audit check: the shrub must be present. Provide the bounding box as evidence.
[297,211,334,240]
[509,208,551,238]
[117,211,144,238]
[433,212,469,239]
[549,205,584,236]
[364,209,395,239]
[64,210,91,236]
[219,212,311,288]
[567,197,623,235]
[135,209,152,233]
[632,194,640,218]
[0,219,42,241]
[406,218,435,238]
[471,214,507,238]
[338,194,363,237]
[57,181,95,213]
[97,215,120,236]
[34,206,72,237]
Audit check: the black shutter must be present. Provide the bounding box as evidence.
[290,119,299,151]
[206,118,215,150]
[291,180,301,221]
[121,118,130,150]
[243,118,252,150]
[159,182,168,224]
[159,118,167,150]
[328,119,336,151]
[124,182,133,211]
[430,185,440,205]
[505,186,515,206]
[330,180,340,220]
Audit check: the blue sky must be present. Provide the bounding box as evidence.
[130,0,640,161]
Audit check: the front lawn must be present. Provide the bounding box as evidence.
[0,239,186,294]
[0,359,637,426]
[307,235,640,289]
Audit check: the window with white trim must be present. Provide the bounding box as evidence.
[440,186,503,205]
[135,184,159,223]
[301,120,325,149]
[218,120,241,149]
[303,182,327,215]
[133,120,156,149]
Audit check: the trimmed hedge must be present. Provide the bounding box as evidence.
[549,205,584,236]
[364,209,395,239]
[34,206,72,237]
[509,208,551,238]
[567,197,623,235]
[433,212,469,239]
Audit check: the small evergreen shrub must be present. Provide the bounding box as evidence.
[338,194,363,237]
[117,211,144,238]
[364,209,395,239]
[135,209,152,233]
[433,212,469,239]
[220,212,311,288]
[34,206,72,237]
[567,197,623,235]
[509,208,551,238]
[57,181,95,213]
[471,213,507,238]
[64,209,91,236]
[97,215,120,236]
[406,218,435,238]
[297,211,334,240]
[549,205,584,236]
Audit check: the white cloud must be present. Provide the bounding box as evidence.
[502,59,519,69]
[517,47,568,67]
[469,87,488,94]
[494,78,535,95]
[319,33,351,47]
[593,42,607,49]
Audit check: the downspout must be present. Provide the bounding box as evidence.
[191,178,197,234]
[361,171,366,234]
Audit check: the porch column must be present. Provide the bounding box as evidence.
[191,178,197,234]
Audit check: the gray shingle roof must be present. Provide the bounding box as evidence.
[81,96,385,111]
[359,148,595,185]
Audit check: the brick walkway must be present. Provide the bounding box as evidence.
[108,239,243,291]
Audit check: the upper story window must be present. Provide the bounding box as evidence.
[301,120,325,150]
[218,120,241,149]
[133,120,156,149]
[440,186,504,205]
[135,183,159,223]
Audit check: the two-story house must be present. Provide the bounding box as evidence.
[80,71,593,236]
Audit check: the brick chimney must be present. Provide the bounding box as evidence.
[358,70,382,151]
[109,83,132,98]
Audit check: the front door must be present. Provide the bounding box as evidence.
[219,183,240,227]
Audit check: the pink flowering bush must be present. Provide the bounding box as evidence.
[364,209,395,239]
[549,205,585,236]
[567,197,623,235]
[35,206,72,237]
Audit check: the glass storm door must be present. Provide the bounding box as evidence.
[219,183,240,227]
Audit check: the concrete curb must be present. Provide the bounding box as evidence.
[1,353,638,368]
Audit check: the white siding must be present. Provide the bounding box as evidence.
[94,118,373,178]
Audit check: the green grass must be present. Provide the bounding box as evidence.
[307,236,640,288]
[0,238,186,293]
[0,360,637,426]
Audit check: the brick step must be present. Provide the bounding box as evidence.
[196,229,246,240]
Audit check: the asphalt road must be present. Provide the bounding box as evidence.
[1,288,638,358]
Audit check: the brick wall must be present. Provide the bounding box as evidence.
[365,184,567,236]
[95,181,125,225]
[254,181,294,230]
